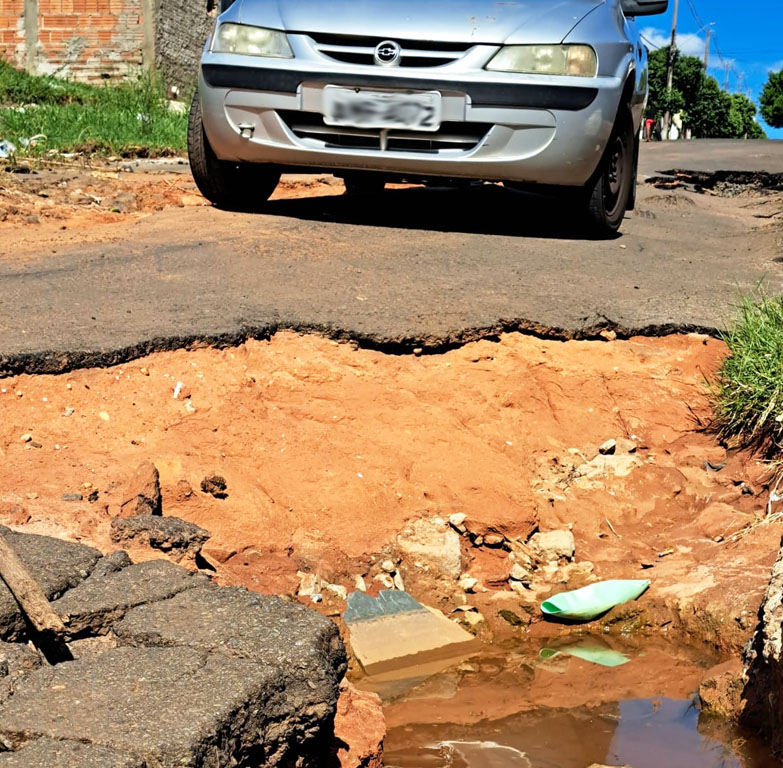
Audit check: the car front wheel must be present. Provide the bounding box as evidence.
[187,92,280,211]
[582,114,635,238]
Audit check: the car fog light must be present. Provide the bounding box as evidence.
[486,45,597,77]
[212,23,293,58]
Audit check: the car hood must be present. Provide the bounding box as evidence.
[236,0,604,45]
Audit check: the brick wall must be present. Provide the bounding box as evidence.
[35,0,147,80]
[1,0,211,86]
[0,0,27,68]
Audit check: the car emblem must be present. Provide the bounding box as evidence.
[374,40,402,67]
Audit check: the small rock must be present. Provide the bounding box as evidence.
[459,611,485,630]
[119,461,162,518]
[449,513,467,533]
[62,493,83,502]
[392,572,405,591]
[473,535,484,547]
[325,583,348,601]
[483,534,505,548]
[380,560,396,574]
[62,407,75,417]
[24,493,37,501]
[498,609,524,626]
[0,503,30,526]
[99,411,110,422]
[599,439,617,456]
[297,572,323,598]
[110,515,210,563]
[175,479,193,502]
[373,573,394,590]
[19,434,32,443]
[509,563,529,582]
[616,438,637,454]
[529,530,575,562]
[140,367,149,376]
[459,576,479,593]
[201,474,228,499]
[29,442,42,449]
[354,575,367,592]
[413,348,423,356]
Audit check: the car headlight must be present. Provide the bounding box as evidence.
[486,45,597,77]
[212,24,293,58]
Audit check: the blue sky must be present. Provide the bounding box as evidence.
[638,0,782,138]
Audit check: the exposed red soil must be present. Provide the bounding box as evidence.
[0,331,778,655]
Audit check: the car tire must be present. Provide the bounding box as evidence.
[342,174,386,196]
[627,132,640,212]
[187,91,280,211]
[582,113,635,238]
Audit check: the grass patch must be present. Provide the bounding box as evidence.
[713,292,783,454]
[0,62,187,156]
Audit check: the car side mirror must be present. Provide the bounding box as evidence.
[621,0,669,16]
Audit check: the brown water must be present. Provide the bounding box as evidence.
[357,636,778,768]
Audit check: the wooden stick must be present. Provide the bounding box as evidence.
[0,531,67,636]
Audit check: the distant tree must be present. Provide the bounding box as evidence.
[647,47,702,120]
[646,45,767,139]
[687,75,734,138]
[730,93,767,139]
[760,69,783,129]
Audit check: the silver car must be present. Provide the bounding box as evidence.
[189,0,668,236]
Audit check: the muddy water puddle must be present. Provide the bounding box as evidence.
[359,636,776,768]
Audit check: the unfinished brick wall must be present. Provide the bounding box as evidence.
[2,0,211,87]
[35,0,147,80]
[0,0,27,69]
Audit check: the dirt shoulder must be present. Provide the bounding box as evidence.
[0,331,777,653]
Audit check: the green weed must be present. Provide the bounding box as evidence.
[713,292,783,454]
[0,63,187,156]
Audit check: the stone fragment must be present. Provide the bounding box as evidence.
[0,503,30,526]
[0,739,143,768]
[381,560,396,573]
[483,534,505,547]
[0,645,340,768]
[616,438,638,454]
[298,571,324,598]
[0,528,101,642]
[110,515,209,562]
[397,517,462,580]
[201,473,228,499]
[699,658,744,719]
[498,609,524,626]
[459,611,486,630]
[448,513,467,532]
[52,560,205,637]
[599,439,617,456]
[119,461,161,518]
[62,493,83,502]
[529,530,575,562]
[509,563,530,582]
[331,681,385,768]
[459,576,479,593]
[87,550,132,581]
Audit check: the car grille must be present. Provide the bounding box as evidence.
[278,111,491,153]
[307,32,472,68]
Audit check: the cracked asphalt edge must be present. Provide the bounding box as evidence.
[0,318,719,378]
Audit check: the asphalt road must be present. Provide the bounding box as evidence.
[1,140,782,375]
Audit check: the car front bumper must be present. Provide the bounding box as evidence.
[198,49,627,187]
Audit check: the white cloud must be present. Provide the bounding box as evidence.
[640,26,735,74]
[768,60,783,73]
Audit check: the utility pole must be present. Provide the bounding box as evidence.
[737,71,744,94]
[703,25,712,70]
[663,0,680,139]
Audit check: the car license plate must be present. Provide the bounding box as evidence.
[323,86,442,132]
